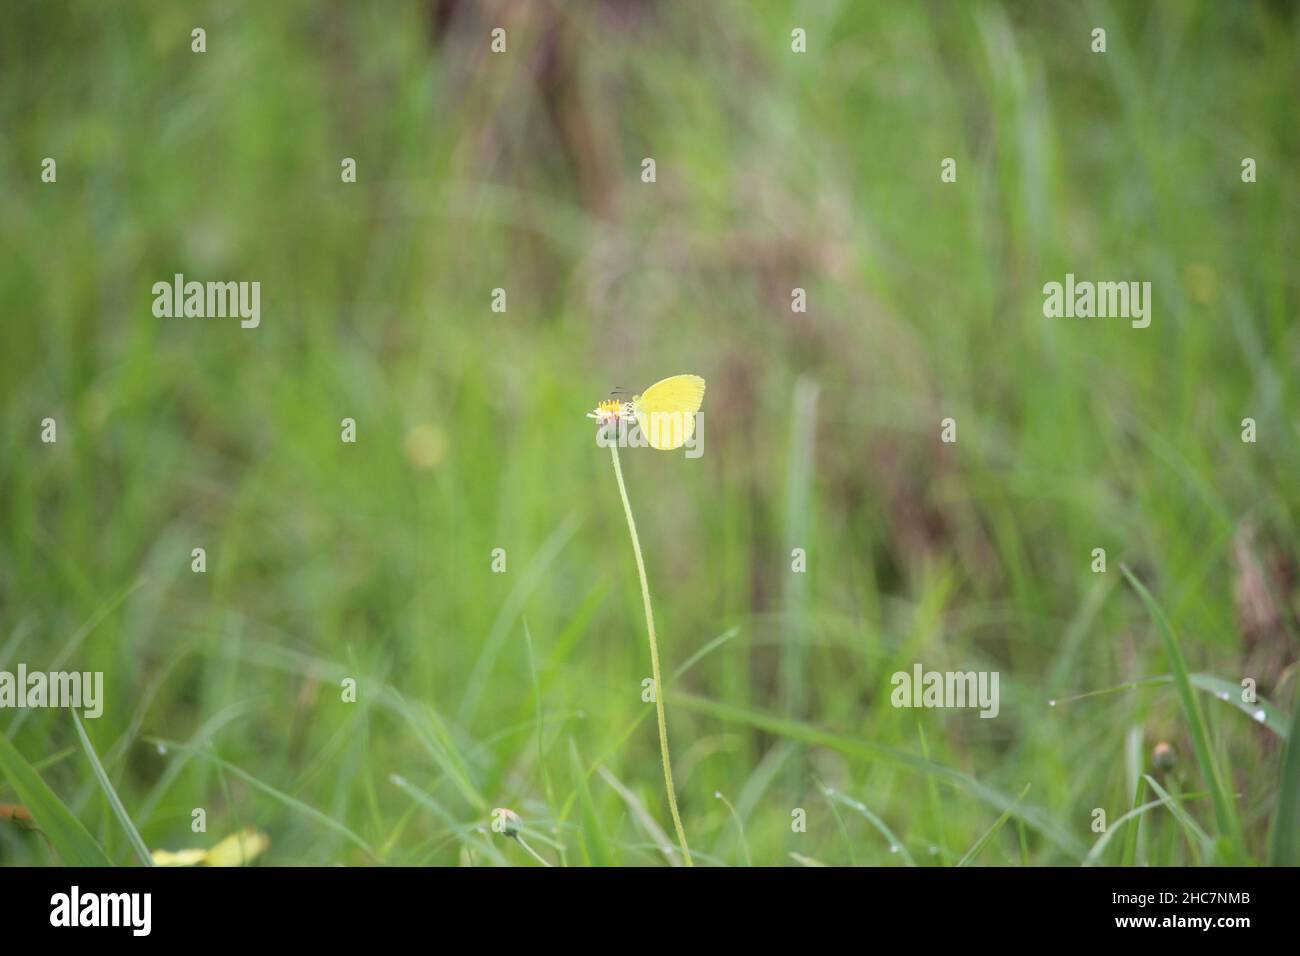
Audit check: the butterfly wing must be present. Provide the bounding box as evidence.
[634,374,706,450]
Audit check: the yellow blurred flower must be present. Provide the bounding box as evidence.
[403,423,447,471]
[151,827,269,867]
[151,848,207,866]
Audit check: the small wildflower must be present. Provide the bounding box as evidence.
[491,808,551,866]
[492,807,522,837]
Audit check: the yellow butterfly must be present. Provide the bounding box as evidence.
[588,374,706,451]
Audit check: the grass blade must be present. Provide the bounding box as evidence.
[1121,565,1241,851]
[821,786,916,866]
[713,789,753,867]
[598,766,679,866]
[1144,774,1213,862]
[72,712,154,866]
[1120,769,1146,867]
[387,773,507,865]
[1188,674,1289,738]
[0,725,111,866]
[568,738,612,867]
[1270,697,1300,865]
[1085,787,1211,867]
[1052,673,1290,737]
[957,783,1030,866]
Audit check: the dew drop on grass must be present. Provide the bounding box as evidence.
[1048,700,1057,707]
[889,845,899,854]
[1217,691,1230,701]
[156,743,167,755]
[1253,709,1266,723]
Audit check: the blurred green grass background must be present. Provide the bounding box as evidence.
[1,0,1297,866]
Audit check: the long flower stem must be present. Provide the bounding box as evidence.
[514,834,553,867]
[609,444,693,866]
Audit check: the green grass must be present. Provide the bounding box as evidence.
[0,0,1297,866]
[1122,565,1242,859]
[1271,701,1300,865]
[0,725,109,866]
[72,711,154,865]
